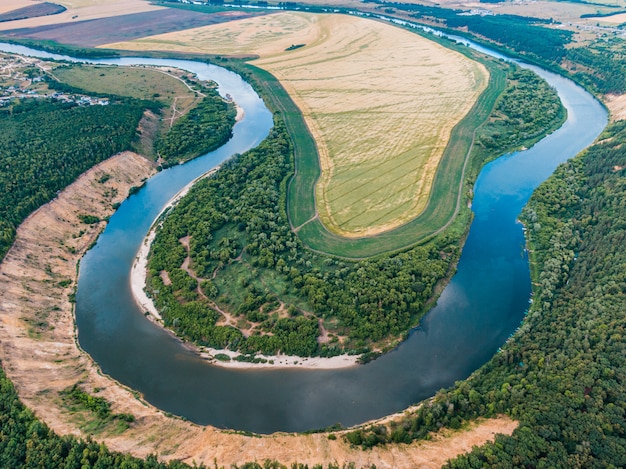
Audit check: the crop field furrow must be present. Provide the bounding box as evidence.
[341,194,417,232]
[328,163,432,229]
[326,148,427,203]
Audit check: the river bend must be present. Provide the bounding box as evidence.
[0,32,607,433]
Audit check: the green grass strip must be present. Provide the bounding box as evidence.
[242,63,320,229]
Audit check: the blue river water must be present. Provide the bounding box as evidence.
[0,29,607,433]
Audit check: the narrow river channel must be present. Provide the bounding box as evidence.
[0,29,607,433]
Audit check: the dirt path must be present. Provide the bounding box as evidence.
[0,151,517,467]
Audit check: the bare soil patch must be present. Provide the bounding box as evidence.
[605,93,626,121]
[174,415,517,469]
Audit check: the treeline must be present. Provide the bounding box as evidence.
[156,93,236,164]
[146,65,564,358]
[567,40,626,95]
[474,67,566,160]
[344,122,626,467]
[372,2,569,64]
[0,98,144,260]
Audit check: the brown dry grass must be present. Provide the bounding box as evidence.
[0,0,163,31]
[105,13,488,237]
[605,93,626,121]
[0,148,518,467]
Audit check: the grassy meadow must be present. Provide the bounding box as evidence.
[52,64,197,107]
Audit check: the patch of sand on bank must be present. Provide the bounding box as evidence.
[129,166,359,370]
[605,93,626,121]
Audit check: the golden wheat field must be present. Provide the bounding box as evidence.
[104,13,488,236]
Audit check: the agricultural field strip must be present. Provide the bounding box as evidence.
[0,0,165,32]
[101,11,321,57]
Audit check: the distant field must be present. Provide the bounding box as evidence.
[0,0,35,16]
[591,11,626,23]
[102,11,321,57]
[486,0,625,23]
[0,2,65,23]
[2,8,268,47]
[53,64,196,106]
[105,13,488,237]
[0,0,164,32]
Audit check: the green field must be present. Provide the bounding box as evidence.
[52,64,197,106]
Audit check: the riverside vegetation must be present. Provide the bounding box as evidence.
[145,63,565,359]
[0,59,235,261]
[343,120,626,467]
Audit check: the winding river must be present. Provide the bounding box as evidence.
[0,27,607,434]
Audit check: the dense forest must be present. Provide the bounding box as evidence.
[0,98,144,260]
[146,64,564,359]
[344,121,626,467]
